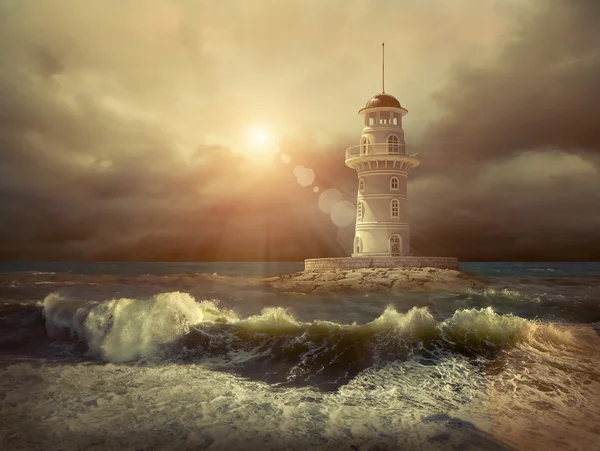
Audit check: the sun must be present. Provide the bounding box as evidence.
[244,125,279,164]
[247,125,272,147]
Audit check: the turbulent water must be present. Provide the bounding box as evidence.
[1,262,599,451]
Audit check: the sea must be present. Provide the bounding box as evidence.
[0,262,599,451]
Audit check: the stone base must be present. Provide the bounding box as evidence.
[304,256,459,271]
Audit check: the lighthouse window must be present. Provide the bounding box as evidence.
[390,177,399,191]
[360,137,370,155]
[368,114,375,126]
[379,111,390,125]
[388,135,400,154]
[392,112,400,125]
[359,178,365,192]
[391,199,399,218]
[357,202,363,222]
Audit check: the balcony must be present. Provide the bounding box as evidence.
[345,143,419,163]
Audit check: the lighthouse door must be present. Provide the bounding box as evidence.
[354,237,361,255]
[390,235,401,257]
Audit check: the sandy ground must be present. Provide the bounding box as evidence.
[262,268,486,293]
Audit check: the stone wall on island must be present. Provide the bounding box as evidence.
[304,256,460,271]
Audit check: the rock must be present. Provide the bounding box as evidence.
[264,268,487,293]
[387,269,409,278]
[357,268,375,273]
[313,278,363,292]
[291,272,317,281]
[367,277,394,288]
[344,271,365,279]
[314,272,341,282]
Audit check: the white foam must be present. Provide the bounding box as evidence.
[0,355,497,450]
[42,293,558,365]
[42,292,236,362]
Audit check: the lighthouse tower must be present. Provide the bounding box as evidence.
[345,45,419,258]
[304,44,459,272]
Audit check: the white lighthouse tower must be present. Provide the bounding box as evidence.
[345,44,419,258]
[303,44,459,271]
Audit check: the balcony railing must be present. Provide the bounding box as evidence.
[345,143,419,160]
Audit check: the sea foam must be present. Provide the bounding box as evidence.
[41,291,566,369]
[43,292,237,362]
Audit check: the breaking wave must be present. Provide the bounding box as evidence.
[37,291,577,387]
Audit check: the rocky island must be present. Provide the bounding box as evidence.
[262,267,486,293]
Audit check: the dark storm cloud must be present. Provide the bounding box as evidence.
[409,152,600,260]
[406,0,600,260]
[423,0,600,173]
[0,0,231,260]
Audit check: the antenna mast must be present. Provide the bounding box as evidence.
[382,42,385,93]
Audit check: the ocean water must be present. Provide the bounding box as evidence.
[1,262,599,451]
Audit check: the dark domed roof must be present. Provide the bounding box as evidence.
[363,93,402,109]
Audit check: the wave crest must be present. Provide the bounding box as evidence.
[43,292,216,362]
[439,306,529,348]
[40,291,583,390]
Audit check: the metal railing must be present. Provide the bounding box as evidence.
[345,143,419,160]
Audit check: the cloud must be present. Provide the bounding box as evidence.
[0,0,598,261]
[409,150,600,260]
[404,0,600,260]
[482,150,597,186]
[422,0,600,175]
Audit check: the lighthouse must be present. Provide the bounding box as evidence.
[345,44,419,258]
[303,44,459,271]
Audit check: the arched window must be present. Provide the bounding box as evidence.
[389,234,401,257]
[387,135,400,154]
[357,201,363,222]
[360,137,370,155]
[354,236,361,255]
[390,199,399,218]
[390,177,399,191]
[359,178,365,192]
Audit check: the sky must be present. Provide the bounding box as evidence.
[1,0,599,262]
